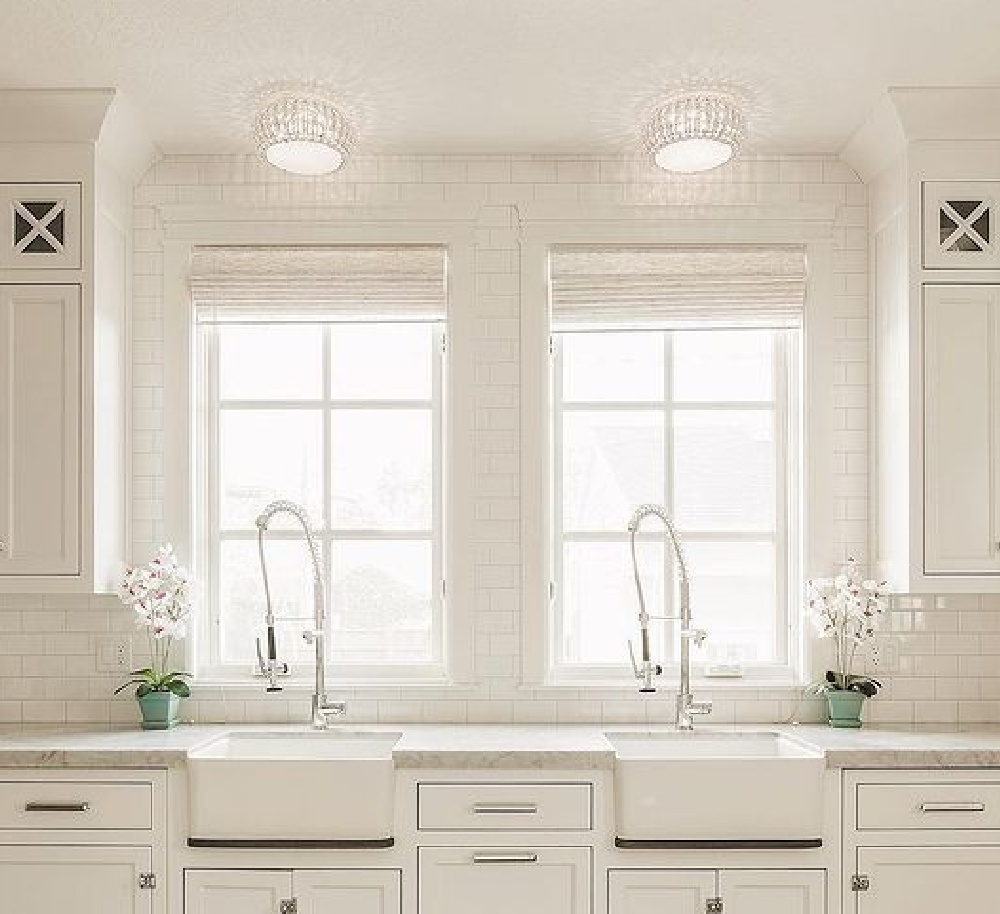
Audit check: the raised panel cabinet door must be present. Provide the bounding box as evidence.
[296,869,401,914]
[0,284,81,576]
[0,844,152,914]
[419,846,591,914]
[856,846,1000,914]
[607,869,717,914]
[719,869,825,914]
[185,869,292,914]
[923,285,1000,574]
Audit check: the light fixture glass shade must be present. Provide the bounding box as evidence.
[644,93,745,174]
[253,94,353,176]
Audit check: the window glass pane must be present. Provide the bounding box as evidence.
[673,410,776,532]
[220,410,323,530]
[561,539,665,664]
[673,330,773,402]
[562,411,665,532]
[684,540,777,663]
[330,410,433,530]
[219,325,323,400]
[330,323,433,400]
[330,540,434,662]
[561,331,664,402]
[219,539,317,665]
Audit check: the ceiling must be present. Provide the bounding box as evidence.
[3,0,1000,157]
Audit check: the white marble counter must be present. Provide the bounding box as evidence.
[5,721,1000,769]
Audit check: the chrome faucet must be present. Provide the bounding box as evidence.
[255,500,346,729]
[626,504,712,730]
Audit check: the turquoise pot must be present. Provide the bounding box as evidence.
[826,690,865,729]
[137,691,180,730]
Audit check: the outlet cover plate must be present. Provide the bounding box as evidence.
[95,636,132,673]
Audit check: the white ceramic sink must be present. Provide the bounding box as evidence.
[605,731,825,843]
[187,730,401,843]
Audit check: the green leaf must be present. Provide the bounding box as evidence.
[113,680,145,696]
[135,682,154,698]
[167,680,191,698]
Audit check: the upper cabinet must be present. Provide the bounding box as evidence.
[0,90,155,592]
[923,181,1000,269]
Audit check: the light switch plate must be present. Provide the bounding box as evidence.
[95,636,132,673]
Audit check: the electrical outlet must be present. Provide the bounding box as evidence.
[95,636,132,673]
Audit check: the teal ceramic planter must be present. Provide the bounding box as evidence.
[137,691,180,730]
[826,690,865,729]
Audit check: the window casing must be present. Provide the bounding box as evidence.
[195,319,445,682]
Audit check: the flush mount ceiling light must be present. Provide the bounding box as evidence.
[643,92,746,174]
[253,93,353,176]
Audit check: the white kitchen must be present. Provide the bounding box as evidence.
[1,3,999,913]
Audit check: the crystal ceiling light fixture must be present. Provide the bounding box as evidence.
[643,91,746,174]
[253,92,353,176]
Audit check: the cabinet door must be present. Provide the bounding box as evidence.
[420,847,590,914]
[296,869,400,914]
[720,869,825,914]
[185,869,291,914]
[0,284,81,575]
[0,844,152,914]
[608,869,716,914]
[923,285,1000,574]
[856,846,1000,914]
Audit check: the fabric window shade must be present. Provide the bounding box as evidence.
[550,246,807,329]
[191,245,447,322]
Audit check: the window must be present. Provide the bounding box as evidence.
[547,246,805,680]
[191,246,447,680]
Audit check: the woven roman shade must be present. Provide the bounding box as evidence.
[190,245,447,322]
[550,246,807,329]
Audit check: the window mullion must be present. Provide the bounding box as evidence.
[662,329,676,662]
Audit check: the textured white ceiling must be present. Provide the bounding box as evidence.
[2,0,1000,156]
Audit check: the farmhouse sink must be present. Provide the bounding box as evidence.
[187,730,401,845]
[605,730,825,844]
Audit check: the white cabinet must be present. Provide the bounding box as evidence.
[923,181,1000,269]
[608,869,824,914]
[0,284,80,576]
[608,869,716,914]
[419,846,590,914]
[923,285,1000,574]
[0,844,153,914]
[855,846,1000,913]
[185,869,401,914]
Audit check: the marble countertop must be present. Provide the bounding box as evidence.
[5,722,1000,769]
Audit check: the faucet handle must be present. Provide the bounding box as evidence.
[684,628,708,648]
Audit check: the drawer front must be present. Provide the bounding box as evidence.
[857,782,1000,830]
[0,781,152,830]
[418,783,592,831]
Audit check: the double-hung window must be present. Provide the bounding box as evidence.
[192,246,447,681]
[548,246,805,680]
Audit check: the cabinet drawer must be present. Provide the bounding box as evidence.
[857,782,1000,830]
[418,783,592,831]
[0,781,152,830]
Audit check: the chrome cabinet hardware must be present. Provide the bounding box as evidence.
[24,801,90,813]
[852,874,870,892]
[471,853,539,864]
[472,803,539,815]
[920,801,986,812]
[279,900,298,914]
[138,873,156,890]
[706,897,724,914]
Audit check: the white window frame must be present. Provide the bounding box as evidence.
[518,205,838,688]
[549,327,801,676]
[161,204,479,686]
[194,319,446,682]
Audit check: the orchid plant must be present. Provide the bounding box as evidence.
[806,558,887,698]
[113,545,193,699]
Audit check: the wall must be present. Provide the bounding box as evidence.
[0,151,996,727]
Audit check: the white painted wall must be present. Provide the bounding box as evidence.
[0,151,996,727]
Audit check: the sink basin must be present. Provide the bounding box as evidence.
[605,731,825,843]
[187,730,401,843]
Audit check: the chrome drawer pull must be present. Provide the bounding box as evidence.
[472,804,539,815]
[24,802,90,813]
[920,802,986,813]
[472,853,539,865]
